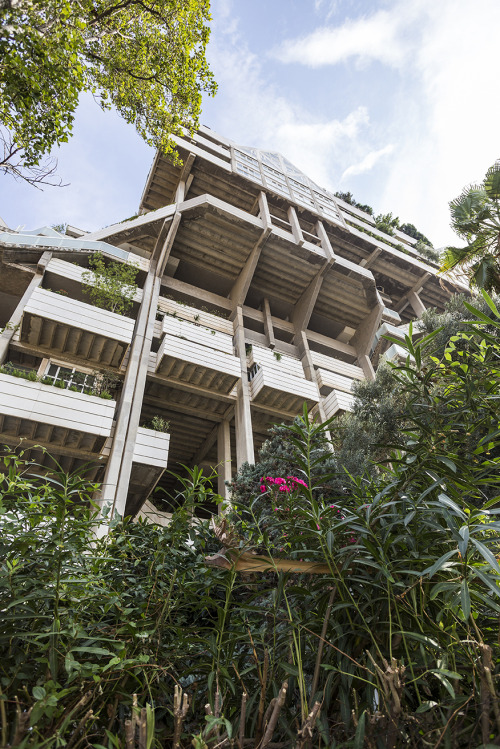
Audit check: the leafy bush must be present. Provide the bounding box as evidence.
[2,294,500,747]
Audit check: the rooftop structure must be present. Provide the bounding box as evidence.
[0,126,467,521]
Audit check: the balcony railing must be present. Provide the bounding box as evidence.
[247,346,319,414]
[20,288,135,367]
[0,373,115,453]
[322,388,354,418]
[156,315,240,395]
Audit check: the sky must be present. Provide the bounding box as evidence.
[1,0,499,248]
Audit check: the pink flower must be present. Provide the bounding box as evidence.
[316,524,320,530]
[260,485,266,493]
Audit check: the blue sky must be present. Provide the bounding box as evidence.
[1,0,499,248]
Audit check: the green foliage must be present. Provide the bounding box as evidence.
[399,221,432,247]
[3,294,500,746]
[334,190,374,215]
[82,252,139,315]
[142,415,170,433]
[441,160,500,291]
[374,210,400,236]
[0,0,216,171]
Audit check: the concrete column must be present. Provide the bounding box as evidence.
[262,298,275,349]
[296,330,329,424]
[217,419,232,502]
[408,290,426,318]
[0,251,52,365]
[97,214,181,526]
[350,296,384,382]
[233,306,254,468]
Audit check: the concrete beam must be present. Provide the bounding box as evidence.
[175,152,196,203]
[408,290,426,318]
[350,293,385,381]
[0,251,52,365]
[228,200,272,305]
[395,273,431,315]
[288,206,304,246]
[315,221,335,262]
[262,298,275,349]
[292,263,330,333]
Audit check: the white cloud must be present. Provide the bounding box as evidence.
[376,0,500,245]
[274,9,410,68]
[205,25,371,190]
[341,144,394,181]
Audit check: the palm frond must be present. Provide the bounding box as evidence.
[484,160,500,200]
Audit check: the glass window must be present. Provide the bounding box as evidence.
[45,363,96,392]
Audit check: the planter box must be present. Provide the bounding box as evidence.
[156,334,240,395]
[322,388,354,419]
[20,288,135,367]
[0,373,115,452]
[133,427,170,468]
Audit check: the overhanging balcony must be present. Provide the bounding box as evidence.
[248,346,319,414]
[0,373,115,453]
[156,316,240,395]
[20,288,134,367]
[322,389,354,418]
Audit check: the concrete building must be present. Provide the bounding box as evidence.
[0,126,467,521]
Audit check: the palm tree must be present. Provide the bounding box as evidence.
[440,161,500,291]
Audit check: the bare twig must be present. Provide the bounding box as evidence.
[239,692,247,749]
[296,701,321,749]
[0,128,67,189]
[260,681,288,749]
[172,685,189,749]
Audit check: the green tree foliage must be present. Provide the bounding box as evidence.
[82,251,139,315]
[334,190,374,215]
[441,160,500,291]
[3,295,500,747]
[399,221,432,246]
[374,210,400,236]
[0,0,216,177]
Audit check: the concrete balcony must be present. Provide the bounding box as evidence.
[133,427,170,467]
[310,350,364,398]
[0,373,115,453]
[20,288,134,367]
[248,346,319,414]
[322,388,354,418]
[156,316,240,395]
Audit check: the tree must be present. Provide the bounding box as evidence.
[82,251,139,315]
[440,160,500,291]
[0,0,216,184]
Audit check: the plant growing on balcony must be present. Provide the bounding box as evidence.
[142,415,170,433]
[82,252,139,316]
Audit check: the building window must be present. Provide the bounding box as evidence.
[43,363,96,393]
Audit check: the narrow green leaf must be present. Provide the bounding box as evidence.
[470,537,500,573]
[423,549,457,578]
[354,710,366,749]
[460,579,471,620]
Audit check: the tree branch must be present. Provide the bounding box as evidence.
[0,129,67,189]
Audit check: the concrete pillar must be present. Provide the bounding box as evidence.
[217,419,232,502]
[0,251,52,365]
[233,306,254,468]
[408,290,426,318]
[97,214,181,526]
